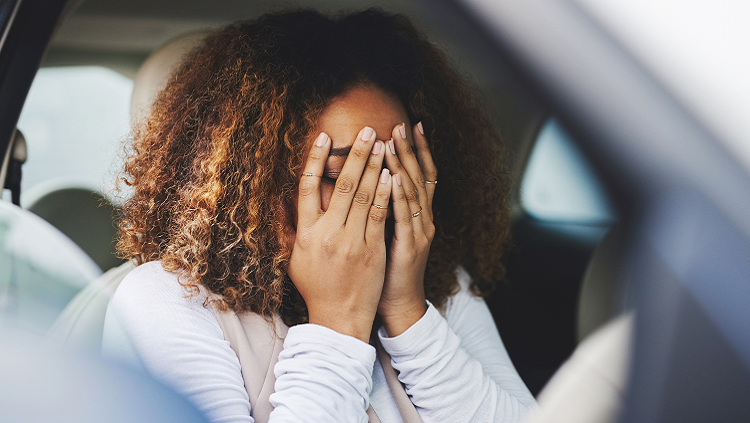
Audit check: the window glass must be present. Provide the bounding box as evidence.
[0,201,100,336]
[10,66,132,205]
[521,118,615,223]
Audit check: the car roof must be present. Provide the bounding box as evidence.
[47,0,550,196]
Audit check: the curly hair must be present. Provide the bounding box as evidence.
[117,8,511,326]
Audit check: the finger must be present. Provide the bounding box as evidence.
[347,140,386,231]
[391,123,429,216]
[390,172,415,244]
[385,138,424,234]
[326,126,377,224]
[365,168,392,245]
[413,122,437,217]
[297,132,330,228]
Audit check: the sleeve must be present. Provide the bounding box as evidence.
[102,262,377,423]
[270,324,376,423]
[378,268,537,423]
[102,263,254,423]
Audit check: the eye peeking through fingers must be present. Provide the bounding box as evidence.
[322,172,339,183]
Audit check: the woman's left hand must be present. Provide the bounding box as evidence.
[379,122,438,337]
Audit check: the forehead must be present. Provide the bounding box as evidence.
[316,85,410,149]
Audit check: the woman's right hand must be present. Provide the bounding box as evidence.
[288,127,392,342]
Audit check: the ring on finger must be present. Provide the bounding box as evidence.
[425,180,437,184]
[371,204,387,209]
[411,208,423,218]
[302,172,321,177]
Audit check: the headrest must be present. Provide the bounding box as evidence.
[130,32,209,124]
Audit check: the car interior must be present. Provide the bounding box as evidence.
[1,0,629,407]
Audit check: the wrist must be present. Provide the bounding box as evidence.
[308,310,374,343]
[379,299,427,337]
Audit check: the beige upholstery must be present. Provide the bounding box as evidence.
[46,32,208,353]
[576,225,629,342]
[130,32,208,123]
[525,225,633,423]
[46,261,135,354]
[527,313,633,423]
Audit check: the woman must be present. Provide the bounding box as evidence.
[103,8,535,423]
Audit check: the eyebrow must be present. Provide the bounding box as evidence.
[327,144,417,158]
[329,146,352,157]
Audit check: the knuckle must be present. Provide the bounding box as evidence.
[414,173,426,187]
[366,161,381,173]
[296,231,314,248]
[368,209,387,224]
[394,215,411,225]
[350,146,368,160]
[403,146,416,157]
[298,180,317,197]
[335,178,356,195]
[307,151,326,162]
[375,190,390,203]
[363,248,383,268]
[425,223,436,239]
[321,235,337,256]
[406,189,419,203]
[343,241,362,259]
[353,190,371,206]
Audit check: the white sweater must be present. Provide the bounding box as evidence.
[102,261,535,423]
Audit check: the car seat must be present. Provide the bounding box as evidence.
[26,186,124,272]
[576,224,630,342]
[46,31,209,354]
[525,225,634,423]
[529,313,633,423]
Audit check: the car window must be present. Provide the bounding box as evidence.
[5,66,132,205]
[521,118,615,223]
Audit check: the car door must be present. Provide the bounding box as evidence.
[459,0,750,421]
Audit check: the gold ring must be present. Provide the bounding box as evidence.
[302,172,321,177]
[424,180,437,185]
[371,204,387,209]
[411,208,423,218]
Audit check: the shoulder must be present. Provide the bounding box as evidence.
[116,261,188,295]
[108,261,216,334]
[446,266,480,305]
[444,266,487,325]
[113,261,205,309]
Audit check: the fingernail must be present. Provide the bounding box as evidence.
[372,141,382,155]
[315,132,328,147]
[380,168,390,183]
[388,139,396,155]
[394,173,402,186]
[361,126,374,141]
[417,121,424,135]
[399,123,407,139]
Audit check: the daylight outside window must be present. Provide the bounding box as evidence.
[521,118,615,224]
[8,66,132,206]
